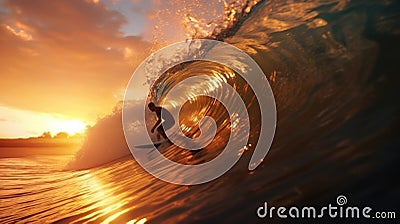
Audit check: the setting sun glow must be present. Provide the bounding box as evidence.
[49,119,87,136]
[0,106,88,138]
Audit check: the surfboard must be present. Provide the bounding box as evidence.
[134,140,167,149]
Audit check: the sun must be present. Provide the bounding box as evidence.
[61,120,87,135]
[48,119,87,136]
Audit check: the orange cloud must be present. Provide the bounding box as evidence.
[4,24,33,40]
[0,0,151,125]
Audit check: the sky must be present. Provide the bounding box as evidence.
[0,0,226,138]
[0,0,201,138]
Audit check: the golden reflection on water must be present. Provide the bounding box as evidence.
[126,218,147,224]
[67,172,147,224]
[73,173,128,223]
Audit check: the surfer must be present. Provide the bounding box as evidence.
[148,102,175,141]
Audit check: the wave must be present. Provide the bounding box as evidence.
[66,0,394,170]
[65,102,146,170]
[65,0,268,170]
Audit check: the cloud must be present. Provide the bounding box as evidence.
[4,24,32,40]
[0,0,151,122]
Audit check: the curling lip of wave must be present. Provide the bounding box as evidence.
[64,0,269,170]
[66,0,357,170]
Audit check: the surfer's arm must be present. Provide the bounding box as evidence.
[151,118,162,133]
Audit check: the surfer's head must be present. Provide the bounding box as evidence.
[148,102,156,111]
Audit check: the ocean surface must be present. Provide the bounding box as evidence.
[1,0,399,223]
